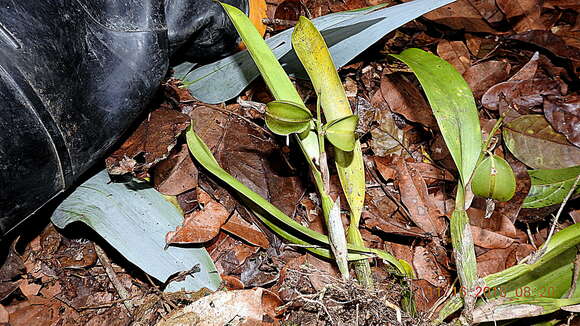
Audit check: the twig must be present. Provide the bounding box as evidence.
[94,243,134,314]
[528,175,580,264]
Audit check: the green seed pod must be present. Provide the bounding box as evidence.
[472,154,516,202]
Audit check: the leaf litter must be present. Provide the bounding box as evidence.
[5,0,580,325]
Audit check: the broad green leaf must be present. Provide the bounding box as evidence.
[437,223,580,323]
[179,0,455,104]
[186,126,410,276]
[472,296,580,323]
[265,100,312,135]
[503,115,580,169]
[51,170,221,292]
[523,165,580,208]
[325,115,359,151]
[391,48,482,185]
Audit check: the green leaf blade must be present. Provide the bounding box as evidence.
[391,48,482,185]
[523,165,580,208]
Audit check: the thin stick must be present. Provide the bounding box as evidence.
[94,243,134,314]
[528,174,580,264]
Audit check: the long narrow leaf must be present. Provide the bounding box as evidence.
[186,126,410,275]
[178,0,455,104]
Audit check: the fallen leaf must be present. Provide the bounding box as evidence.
[481,79,563,111]
[188,106,229,153]
[222,212,270,248]
[413,246,451,288]
[421,0,497,33]
[105,107,190,178]
[156,289,264,326]
[411,279,444,312]
[470,226,514,249]
[476,246,512,277]
[466,0,505,24]
[207,232,259,275]
[378,73,437,128]
[18,281,41,299]
[437,40,471,74]
[393,156,447,237]
[374,156,398,181]
[370,91,408,156]
[508,31,580,65]
[0,305,7,323]
[463,60,510,99]
[503,114,580,169]
[166,188,230,244]
[466,34,499,59]
[496,0,546,32]
[544,95,580,147]
[153,144,198,196]
[218,119,305,217]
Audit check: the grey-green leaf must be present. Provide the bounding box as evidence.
[523,165,580,208]
[391,48,482,185]
[177,0,455,104]
[51,170,221,292]
[325,115,359,151]
[265,100,312,135]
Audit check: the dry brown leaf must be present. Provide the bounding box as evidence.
[411,279,444,313]
[463,60,510,99]
[105,107,190,178]
[466,0,505,24]
[156,289,264,326]
[222,212,270,248]
[437,40,472,74]
[421,0,497,33]
[18,281,41,299]
[0,305,8,323]
[378,73,437,128]
[207,232,259,275]
[476,246,512,277]
[166,189,230,244]
[374,156,397,181]
[393,156,447,237]
[544,95,580,147]
[412,246,451,288]
[471,226,514,249]
[496,0,546,32]
[153,144,198,196]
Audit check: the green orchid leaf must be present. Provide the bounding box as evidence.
[391,48,482,186]
[523,165,580,208]
[324,115,359,151]
[186,125,410,276]
[265,100,312,135]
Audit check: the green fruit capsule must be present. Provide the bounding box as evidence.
[472,154,516,202]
